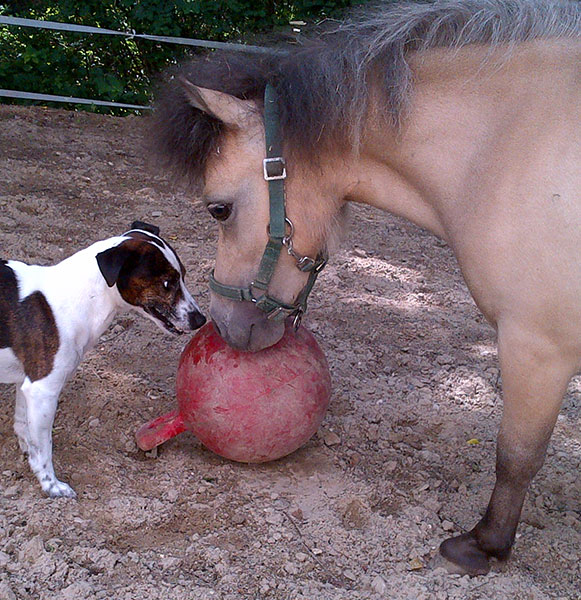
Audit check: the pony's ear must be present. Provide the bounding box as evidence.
[179,78,252,128]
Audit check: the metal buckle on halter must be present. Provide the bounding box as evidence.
[265,304,303,331]
[255,298,294,322]
[263,157,286,181]
[296,256,317,272]
[296,254,328,273]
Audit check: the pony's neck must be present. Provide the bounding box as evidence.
[340,38,580,243]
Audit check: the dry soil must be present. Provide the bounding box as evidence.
[0,105,579,600]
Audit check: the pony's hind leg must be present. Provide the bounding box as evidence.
[440,323,575,576]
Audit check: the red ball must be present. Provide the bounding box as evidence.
[136,322,331,463]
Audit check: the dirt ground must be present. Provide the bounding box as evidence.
[0,104,579,600]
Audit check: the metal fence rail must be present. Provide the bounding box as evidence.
[0,89,152,110]
[0,15,270,52]
[0,14,272,111]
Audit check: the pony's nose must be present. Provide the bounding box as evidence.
[188,310,206,330]
[209,297,284,351]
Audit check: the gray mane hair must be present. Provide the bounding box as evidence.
[150,0,581,185]
[338,0,581,129]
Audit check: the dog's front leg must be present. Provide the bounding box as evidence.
[14,387,30,454]
[20,377,76,498]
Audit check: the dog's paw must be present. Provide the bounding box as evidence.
[44,480,77,499]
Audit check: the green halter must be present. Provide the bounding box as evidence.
[209,84,327,329]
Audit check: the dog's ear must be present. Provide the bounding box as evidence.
[96,245,132,287]
[130,220,160,236]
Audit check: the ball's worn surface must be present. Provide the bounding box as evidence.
[136,322,331,463]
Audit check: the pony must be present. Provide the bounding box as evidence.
[151,0,581,576]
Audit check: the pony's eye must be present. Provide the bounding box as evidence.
[163,280,170,290]
[207,203,232,222]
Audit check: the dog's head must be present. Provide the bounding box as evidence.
[96,221,206,334]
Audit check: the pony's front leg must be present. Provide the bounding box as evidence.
[440,324,574,576]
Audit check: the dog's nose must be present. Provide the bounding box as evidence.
[189,311,206,330]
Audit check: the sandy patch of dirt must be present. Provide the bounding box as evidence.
[0,105,579,600]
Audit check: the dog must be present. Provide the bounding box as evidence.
[0,221,206,498]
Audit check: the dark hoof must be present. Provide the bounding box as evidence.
[439,532,491,576]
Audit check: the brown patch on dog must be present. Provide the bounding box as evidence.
[125,231,186,278]
[0,261,60,381]
[96,238,187,333]
[99,240,184,332]
[0,260,18,349]
[14,292,60,381]
[114,240,178,303]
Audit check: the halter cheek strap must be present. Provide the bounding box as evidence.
[208,84,327,329]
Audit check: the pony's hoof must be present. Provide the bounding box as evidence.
[439,532,491,576]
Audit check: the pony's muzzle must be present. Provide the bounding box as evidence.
[210,296,285,352]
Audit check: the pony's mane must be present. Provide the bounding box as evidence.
[151,0,580,186]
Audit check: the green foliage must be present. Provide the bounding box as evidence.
[0,0,366,113]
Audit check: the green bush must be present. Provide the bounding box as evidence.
[0,0,366,113]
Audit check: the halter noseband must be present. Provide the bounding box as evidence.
[209,84,327,330]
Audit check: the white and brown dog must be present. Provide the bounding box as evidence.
[0,221,205,498]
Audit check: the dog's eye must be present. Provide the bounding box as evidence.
[163,280,171,290]
[207,203,232,222]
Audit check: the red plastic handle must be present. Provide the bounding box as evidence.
[135,410,186,451]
